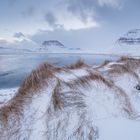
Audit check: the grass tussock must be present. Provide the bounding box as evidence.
[119,56,138,61]
[0,62,60,124]
[92,56,140,80]
[108,61,139,79]
[51,69,113,110]
[118,56,140,69]
[0,57,139,138]
[51,79,86,110]
[64,59,89,69]
[52,80,62,110]
[18,62,56,93]
[94,56,140,75]
[94,60,111,70]
[109,63,132,74]
[63,70,113,89]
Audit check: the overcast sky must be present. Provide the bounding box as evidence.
[0,0,140,52]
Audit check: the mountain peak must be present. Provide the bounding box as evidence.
[111,29,140,55]
[42,40,65,48]
[117,29,140,45]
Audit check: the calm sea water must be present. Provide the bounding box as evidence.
[0,53,119,89]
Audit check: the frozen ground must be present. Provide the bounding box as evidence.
[97,118,140,140]
[0,57,140,140]
[0,88,18,107]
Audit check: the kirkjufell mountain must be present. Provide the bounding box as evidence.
[42,40,65,48]
[40,40,67,52]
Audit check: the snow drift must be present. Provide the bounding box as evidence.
[0,57,140,140]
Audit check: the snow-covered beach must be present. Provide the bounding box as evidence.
[0,56,140,140]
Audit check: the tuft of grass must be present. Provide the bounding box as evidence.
[0,62,60,124]
[108,60,140,79]
[118,56,140,70]
[119,56,137,61]
[52,80,62,110]
[0,56,139,138]
[64,59,89,69]
[94,60,111,70]
[63,70,113,89]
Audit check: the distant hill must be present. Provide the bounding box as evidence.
[42,40,65,48]
[0,38,82,53]
[117,29,140,45]
[111,29,140,56]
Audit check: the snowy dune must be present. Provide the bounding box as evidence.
[0,57,140,140]
[0,88,18,108]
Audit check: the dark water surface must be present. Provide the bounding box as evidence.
[0,53,119,89]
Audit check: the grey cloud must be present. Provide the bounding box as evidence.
[14,32,25,38]
[45,12,57,26]
[66,0,96,21]
[21,6,35,17]
[44,12,63,29]
[65,0,123,21]
[0,39,8,44]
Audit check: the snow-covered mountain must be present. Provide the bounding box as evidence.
[118,29,140,45]
[40,40,67,52]
[0,37,82,53]
[111,29,140,56]
[40,40,82,53]
[42,40,65,47]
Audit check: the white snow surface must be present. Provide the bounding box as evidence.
[0,57,140,140]
[55,68,89,82]
[97,118,140,140]
[0,88,18,107]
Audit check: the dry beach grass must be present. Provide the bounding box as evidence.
[0,57,140,140]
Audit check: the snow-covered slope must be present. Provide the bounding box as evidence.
[94,57,140,116]
[0,88,18,108]
[111,29,140,56]
[0,57,140,140]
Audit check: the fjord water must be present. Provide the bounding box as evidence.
[0,53,118,89]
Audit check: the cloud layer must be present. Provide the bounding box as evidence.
[1,0,139,52]
[0,0,124,36]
